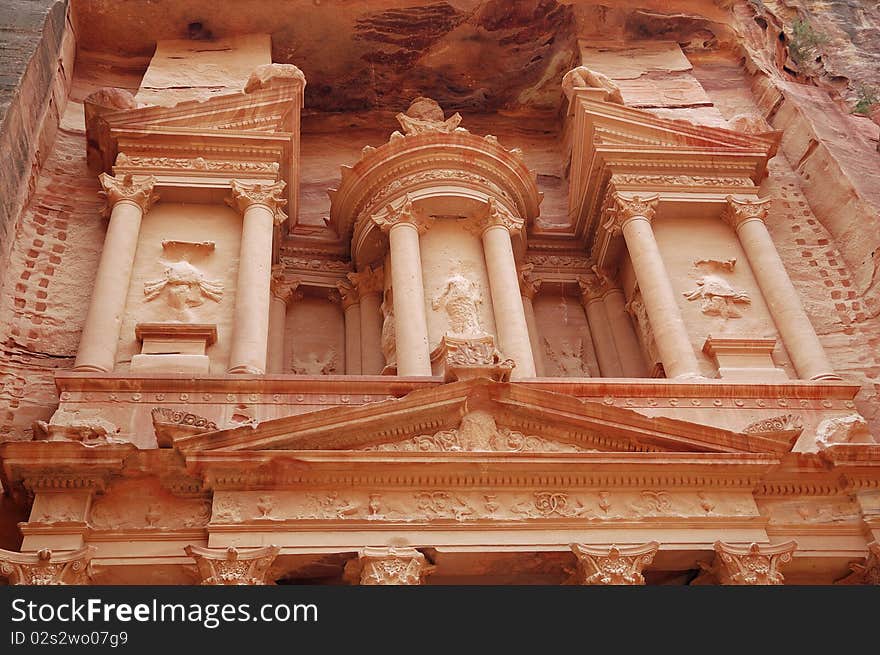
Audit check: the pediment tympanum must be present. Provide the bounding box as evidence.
[171,378,799,455]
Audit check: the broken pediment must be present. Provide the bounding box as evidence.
[170,378,800,455]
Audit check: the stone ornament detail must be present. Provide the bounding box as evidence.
[543,337,590,377]
[291,347,339,375]
[436,334,514,382]
[151,407,218,448]
[380,290,396,371]
[270,266,301,304]
[562,66,624,104]
[393,96,463,137]
[721,196,771,230]
[815,414,874,447]
[371,194,433,234]
[184,545,280,585]
[604,193,659,234]
[244,63,306,94]
[345,547,435,585]
[432,274,485,338]
[837,542,880,585]
[710,541,797,585]
[335,279,359,309]
[116,153,280,175]
[611,173,753,188]
[33,409,124,446]
[362,410,593,453]
[518,263,542,299]
[226,180,288,225]
[466,197,524,236]
[0,547,96,585]
[348,266,384,296]
[98,173,158,216]
[742,414,804,436]
[577,274,614,303]
[569,542,659,585]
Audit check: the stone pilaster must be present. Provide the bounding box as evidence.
[518,264,545,376]
[336,279,362,374]
[569,542,659,585]
[184,545,280,586]
[722,196,839,381]
[267,265,301,374]
[349,266,385,375]
[225,180,287,374]
[74,174,158,372]
[0,546,96,585]
[578,275,623,377]
[344,546,435,585]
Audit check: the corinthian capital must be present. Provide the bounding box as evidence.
[468,197,524,237]
[605,193,659,234]
[185,545,280,586]
[569,542,659,585]
[226,180,288,225]
[0,546,96,585]
[577,274,612,303]
[518,263,542,299]
[270,265,301,304]
[721,195,771,230]
[344,546,436,585]
[710,541,797,585]
[348,265,384,296]
[371,195,433,234]
[98,173,158,216]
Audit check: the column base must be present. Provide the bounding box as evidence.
[810,373,844,381]
[71,364,110,373]
[226,365,265,375]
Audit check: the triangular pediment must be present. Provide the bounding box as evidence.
[171,378,798,455]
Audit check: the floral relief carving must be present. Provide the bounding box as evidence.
[116,153,280,175]
[611,173,753,187]
[742,414,804,436]
[98,173,158,215]
[226,179,288,225]
[569,542,660,585]
[0,547,96,585]
[89,484,211,530]
[708,541,797,585]
[185,545,280,586]
[721,196,771,230]
[345,547,435,585]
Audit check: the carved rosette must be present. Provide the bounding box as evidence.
[569,542,659,585]
[466,197,524,237]
[605,193,660,234]
[837,541,880,585]
[345,547,435,585]
[721,196,771,230]
[0,547,96,585]
[348,266,384,297]
[184,545,280,585]
[712,541,797,585]
[226,180,288,225]
[371,195,433,235]
[98,173,158,216]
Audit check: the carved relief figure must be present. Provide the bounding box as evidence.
[683,275,751,318]
[291,348,338,375]
[432,273,484,338]
[380,289,396,370]
[543,337,590,377]
[143,241,223,321]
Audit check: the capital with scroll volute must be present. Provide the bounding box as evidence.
[370,195,433,235]
[226,180,288,226]
[721,195,771,230]
[98,173,158,217]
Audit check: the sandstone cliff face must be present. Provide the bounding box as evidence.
[0,0,878,441]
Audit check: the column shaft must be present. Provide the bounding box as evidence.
[344,302,362,374]
[267,295,287,374]
[482,226,536,378]
[228,204,275,374]
[621,217,700,378]
[736,218,838,380]
[604,288,648,377]
[388,223,432,376]
[360,292,384,374]
[583,296,623,377]
[521,294,545,376]
[75,194,149,372]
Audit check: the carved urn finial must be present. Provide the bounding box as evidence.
[395,97,463,136]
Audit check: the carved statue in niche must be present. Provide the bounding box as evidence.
[432,273,485,338]
[143,240,223,321]
[683,275,751,318]
[381,289,396,371]
[291,348,338,375]
[543,337,590,377]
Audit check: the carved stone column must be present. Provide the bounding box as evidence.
[598,272,648,378]
[74,174,157,372]
[372,197,432,376]
[350,266,385,375]
[225,180,287,374]
[185,545,280,585]
[609,193,700,379]
[710,541,797,585]
[267,266,300,374]
[569,542,659,585]
[337,279,362,374]
[578,276,623,377]
[344,546,435,585]
[518,264,545,376]
[0,546,96,585]
[473,198,536,378]
[722,197,840,381]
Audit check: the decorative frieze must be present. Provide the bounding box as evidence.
[185,545,280,585]
[569,542,659,585]
[151,407,217,447]
[0,547,96,585]
[116,153,280,175]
